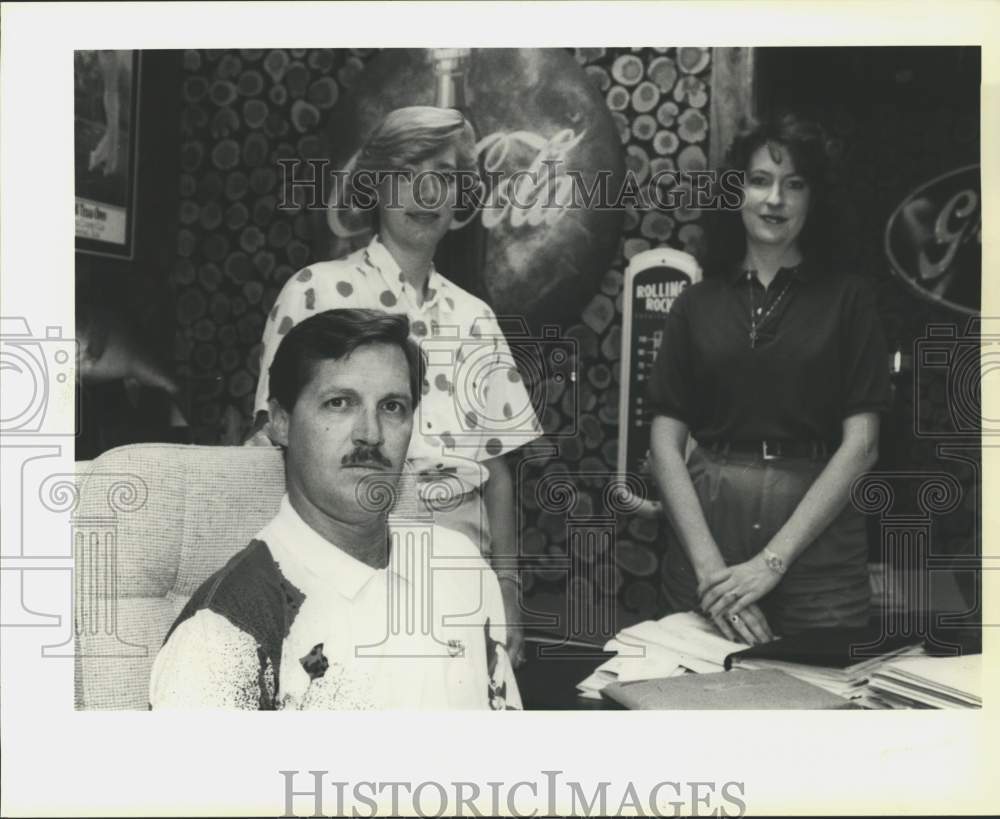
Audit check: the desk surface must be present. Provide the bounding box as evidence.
[515,639,619,710]
[514,622,982,710]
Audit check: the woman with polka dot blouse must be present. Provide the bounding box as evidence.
[251,107,542,666]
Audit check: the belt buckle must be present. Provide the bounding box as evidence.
[762,440,781,460]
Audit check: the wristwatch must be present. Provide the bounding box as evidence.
[762,547,786,575]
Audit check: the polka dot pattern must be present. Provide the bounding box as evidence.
[379,290,397,307]
[336,280,353,297]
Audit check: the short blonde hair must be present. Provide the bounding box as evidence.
[357,106,478,174]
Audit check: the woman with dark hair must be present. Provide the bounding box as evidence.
[647,112,890,644]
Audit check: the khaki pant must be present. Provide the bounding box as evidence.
[661,445,871,635]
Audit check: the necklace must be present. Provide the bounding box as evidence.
[747,270,793,348]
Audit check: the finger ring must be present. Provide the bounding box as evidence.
[729,614,741,624]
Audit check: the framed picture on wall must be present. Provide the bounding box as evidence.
[74,50,140,259]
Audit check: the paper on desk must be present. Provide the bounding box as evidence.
[578,669,617,692]
[869,653,981,709]
[613,627,692,669]
[611,626,722,674]
[598,641,684,682]
[657,611,721,635]
[867,678,971,709]
[576,650,685,699]
[882,654,982,702]
[616,614,747,668]
[656,611,750,663]
[603,638,681,665]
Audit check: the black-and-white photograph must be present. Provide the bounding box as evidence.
[1,3,996,817]
[70,43,983,713]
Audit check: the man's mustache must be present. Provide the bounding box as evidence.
[342,446,392,469]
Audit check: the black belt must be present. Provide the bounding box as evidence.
[705,439,831,460]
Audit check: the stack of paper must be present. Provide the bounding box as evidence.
[576,642,686,699]
[868,654,982,709]
[576,612,748,699]
[721,623,931,708]
[732,643,926,701]
[578,613,942,709]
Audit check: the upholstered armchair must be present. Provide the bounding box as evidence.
[74,443,286,710]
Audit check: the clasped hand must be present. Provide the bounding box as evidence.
[697,554,781,645]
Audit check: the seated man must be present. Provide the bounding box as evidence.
[150,309,520,710]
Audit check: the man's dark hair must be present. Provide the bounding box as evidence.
[268,308,425,412]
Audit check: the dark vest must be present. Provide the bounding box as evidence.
[161,539,305,710]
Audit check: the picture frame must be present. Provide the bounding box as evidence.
[74,50,141,259]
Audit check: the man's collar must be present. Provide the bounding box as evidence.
[363,234,449,309]
[267,495,398,600]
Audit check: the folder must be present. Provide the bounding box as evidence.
[602,669,854,710]
[723,626,920,672]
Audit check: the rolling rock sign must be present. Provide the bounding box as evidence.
[317,48,626,324]
[617,248,701,514]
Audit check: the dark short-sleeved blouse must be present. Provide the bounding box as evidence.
[646,262,891,446]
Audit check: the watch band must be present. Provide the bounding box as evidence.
[762,547,786,575]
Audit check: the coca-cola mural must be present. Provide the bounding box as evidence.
[316,48,626,324]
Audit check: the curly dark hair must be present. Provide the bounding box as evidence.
[702,112,842,276]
